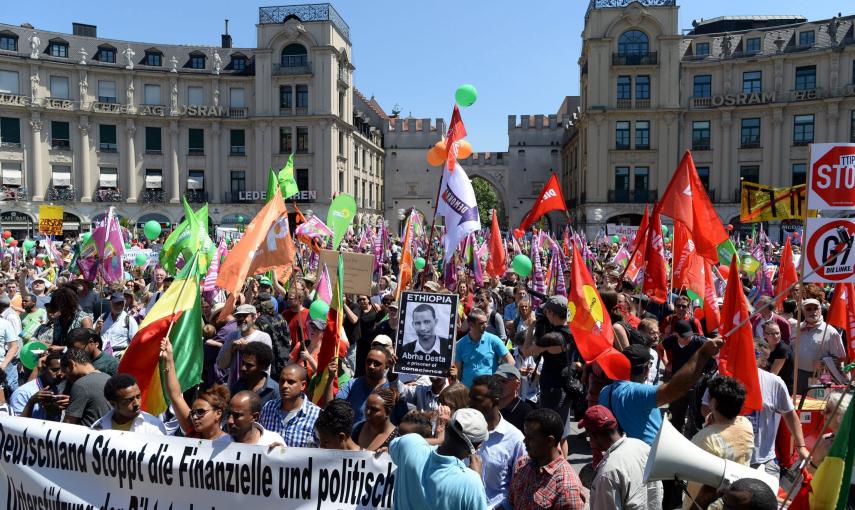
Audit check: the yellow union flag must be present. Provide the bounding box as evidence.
[739,182,814,223]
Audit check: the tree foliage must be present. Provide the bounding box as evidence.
[471,176,499,228]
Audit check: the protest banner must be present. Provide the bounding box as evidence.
[122,247,158,264]
[38,205,64,235]
[804,218,855,283]
[739,182,807,223]
[0,416,396,510]
[606,224,639,237]
[394,291,457,378]
[319,249,374,295]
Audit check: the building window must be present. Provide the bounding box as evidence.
[338,92,345,118]
[692,121,711,150]
[338,131,345,156]
[740,118,761,148]
[353,177,359,203]
[0,70,19,94]
[51,121,70,150]
[798,30,815,47]
[281,43,307,67]
[296,168,309,192]
[616,76,631,100]
[742,71,762,94]
[99,124,117,152]
[745,37,761,53]
[230,129,245,155]
[97,80,116,103]
[296,127,309,153]
[49,76,69,99]
[636,75,650,100]
[187,86,204,106]
[0,162,21,188]
[693,75,712,97]
[795,66,816,91]
[695,42,710,56]
[144,51,162,67]
[634,167,649,191]
[229,88,245,108]
[696,166,710,190]
[52,166,72,187]
[792,163,807,186]
[0,117,20,146]
[279,127,292,153]
[231,56,246,71]
[615,121,630,149]
[296,85,308,109]
[97,46,116,63]
[188,170,205,190]
[614,167,630,193]
[0,34,18,52]
[740,165,759,184]
[144,169,162,189]
[793,114,814,145]
[189,54,205,69]
[145,126,162,153]
[618,30,648,56]
[188,128,204,155]
[144,84,161,105]
[279,86,293,108]
[635,121,650,149]
[99,167,118,189]
[230,170,245,193]
[48,40,68,58]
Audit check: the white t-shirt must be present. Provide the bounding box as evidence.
[253,423,286,447]
[0,317,17,359]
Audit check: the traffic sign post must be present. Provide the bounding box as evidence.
[804,218,855,283]
[807,143,855,210]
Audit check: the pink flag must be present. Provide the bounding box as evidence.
[95,210,124,283]
[316,263,333,305]
[202,241,228,292]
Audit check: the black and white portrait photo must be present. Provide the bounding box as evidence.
[394,291,458,377]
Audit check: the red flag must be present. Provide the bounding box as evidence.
[445,105,467,170]
[630,205,650,252]
[671,221,695,290]
[776,236,798,310]
[518,174,567,232]
[642,206,668,304]
[659,151,728,263]
[828,283,855,362]
[568,240,630,381]
[702,261,720,333]
[718,255,762,414]
[486,210,507,278]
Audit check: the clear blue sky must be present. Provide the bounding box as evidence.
[4,1,845,150]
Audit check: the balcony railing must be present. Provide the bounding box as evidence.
[141,189,166,203]
[692,142,711,151]
[0,141,21,149]
[228,107,248,118]
[51,139,70,150]
[0,187,26,201]
[635,99,650,109]
[612,52,657,65]
[740,141,761,149]
[607,189,658,203]
[690,97,713,109]
[99,143,118,153]
[185,190,208,203]
[616,99,632,109]
[47,185,76,201]
[272,61,312,76]
[95,188,123,202]
[230,146,246,156]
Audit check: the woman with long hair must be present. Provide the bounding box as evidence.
[353,387,399,451]
[48,286,93,350]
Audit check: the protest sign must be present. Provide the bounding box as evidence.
[606,224,639,237]
[807,143,855,210]
[739,182,807,223]
[0,416,396,510]
[38,205,64,235]
[804,218,855,283]
[123,248,158,264]
[319,249,374,295]
[394,291,457,378]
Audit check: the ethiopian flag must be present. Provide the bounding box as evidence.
[811,391,855,509]
[308,253,344,406]
[118,254,203,414]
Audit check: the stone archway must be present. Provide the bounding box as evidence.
[469,174,508,230]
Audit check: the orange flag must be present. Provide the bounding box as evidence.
[718,255,762,414]
[486,209,507,279]
[248,213,296,284]
[775,236,798,310]
[395,211,415,299]
[828,283,855,362]
[642,206,668,304]
[568,240,630,381]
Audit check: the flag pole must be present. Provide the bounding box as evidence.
[422,165,446,287]
[158,252,201,400]
[791,146,813,400]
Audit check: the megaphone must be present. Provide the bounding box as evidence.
[643,419,778,494]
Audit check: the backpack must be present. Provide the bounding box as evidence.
[619,321,647,347]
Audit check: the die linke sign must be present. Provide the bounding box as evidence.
[807,143,855,210]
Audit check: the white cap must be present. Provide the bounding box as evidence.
[449,408,489,451]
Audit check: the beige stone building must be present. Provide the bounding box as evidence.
[564,0,855,239]
[0,4,384,237]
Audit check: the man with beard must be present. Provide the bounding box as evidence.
[229,341,278,407]
[19,294,46,343]
[92,373,166,434]
[226,390,285,446]
[12,352,65,420]
[796,298,846,394]
[217,304,273,387]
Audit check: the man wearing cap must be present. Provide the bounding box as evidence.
[256,277,279,313]
[456,308,515,388]
[26,277,51,310]
[96,293,139,356]
[599,339,722,446]
[796,298,846,394]
[389,408,489,510]
[495,364,534,432]
[582,404,662,510]
[217,304,273,387]
[661,319,712,434]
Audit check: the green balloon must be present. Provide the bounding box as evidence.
[610,235,619,243]
[23,240,35,250]
[143,220,161,241]
[661,225,669,236]
[309,300,329,321]
[455,84,478,107]
[414,257,426,271]
[511,254,532,278]
[135,253,148,266]
[81,232,91,243]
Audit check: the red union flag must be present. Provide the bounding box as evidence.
[808,143,855,210]
[518,174,567,232]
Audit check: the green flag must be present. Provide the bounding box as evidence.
[327,193,357,250]
[160,198,214,276]
[266,167,277,204]
[277,154,299,199]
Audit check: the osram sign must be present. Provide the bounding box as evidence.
[807,143,855,210]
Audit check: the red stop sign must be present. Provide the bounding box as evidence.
[808,144,855,210]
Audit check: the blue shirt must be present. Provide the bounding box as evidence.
[424,449,488,510]
[599,380,662,445]
[477,418,527,509]
[502,303,517,322]
[389,433,433,510]
[336,377,408,427]
[10,378,44,418]
[454,332,509,387]
[258,393,320,447]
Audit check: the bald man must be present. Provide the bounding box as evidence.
[258,364,321,447]
[227,390,285,446]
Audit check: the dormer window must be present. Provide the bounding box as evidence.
[695,42,710,56]
[95,44,117,63]
[281,43,307,67]
[232,55,246,71]
[798,30,815,47]
[47,39,68,58]
[143,49,162,67]
[0,32,18,52]
[188,51,206,70]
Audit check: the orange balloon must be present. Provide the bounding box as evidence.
[457,140,472,159]
[426,145,444,166]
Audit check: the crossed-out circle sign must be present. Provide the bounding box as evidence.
[805,218,855,283]
[808,143,855,210]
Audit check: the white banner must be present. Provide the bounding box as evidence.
[216,227,244,243]
[606,224,639,236]
[122,248,158,263]
[0,416,396,509]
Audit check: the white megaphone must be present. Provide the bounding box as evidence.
[643,419,779,494]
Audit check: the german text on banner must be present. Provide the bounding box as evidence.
[739,182,807,223]
[38,205,64,235]
[0,416,396,510]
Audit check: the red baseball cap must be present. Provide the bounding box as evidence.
[578,405,618,432]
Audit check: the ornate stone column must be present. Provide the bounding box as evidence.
[126,120,137,202]
[170,120,180,203]
[79,116,92,201]
[29,115,44,201]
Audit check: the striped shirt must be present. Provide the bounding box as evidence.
[258,393,320,448]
